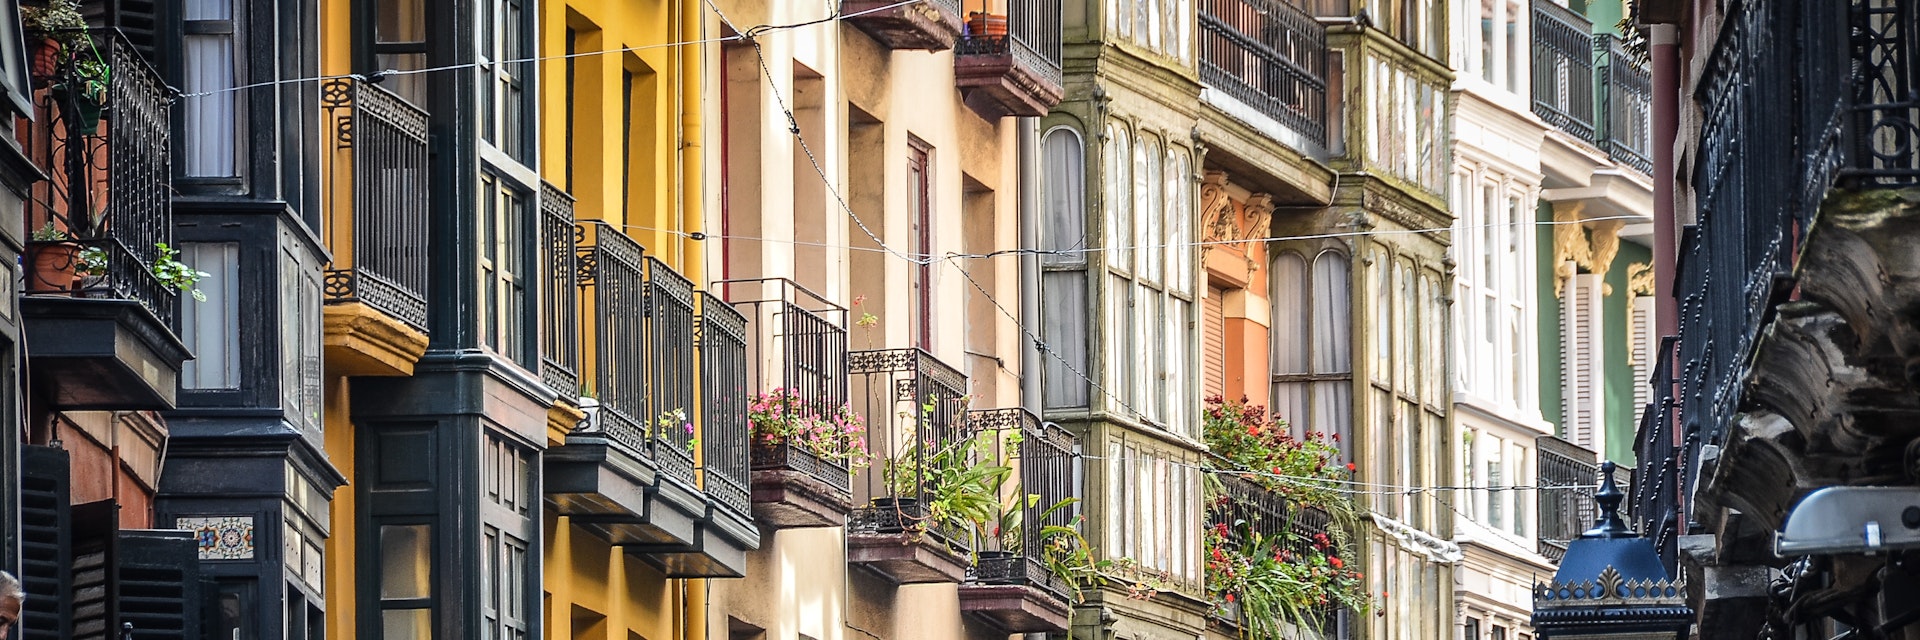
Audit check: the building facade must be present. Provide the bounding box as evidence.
[1442,0,1660,637]
[1631,0,1920,637]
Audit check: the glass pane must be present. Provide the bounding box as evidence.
[1270,252,1308,373]
[382,609,432,640]
[185,0,232,20]
[181,243,239,389]
[376,0,425,42]
[1040,272,1089,408]
[375,53,428,106]
[1312,252,1351,373]
[1105,126,1131,270]
[1042,129,1087,264]
[183,35,237,177]
[379,525,432,600]
[1134,138,1157,281]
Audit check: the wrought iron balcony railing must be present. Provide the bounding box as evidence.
[698,292,752,517]
[1199,0,1330,147]
[1596,35,1653,174]
[577,222,658,461]
[953,0,1065,118]
[1530,0,1597,143]
[21,28,176,324]
[540,184,581,396]
[963,408,1078,603]
[1536,434,1599,562]
[1208,474,1337,629]
[847,347,970,546]
[714,278,849,417]
[1631,336,1680,573]
[319,77,430,332]
[645,255,699,485]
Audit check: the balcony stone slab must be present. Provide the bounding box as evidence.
[958,583,1072,633]
[24,297,188,410]
[323,301,429,377]
[841,0,961,50]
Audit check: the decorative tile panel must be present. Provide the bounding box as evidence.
[177,516,256,560]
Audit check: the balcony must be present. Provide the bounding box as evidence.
[716,278,855,529]
[842,0,963,50]
[1530,0,1596,142]
[1327,26,1450,201]
[319,77,431,378]
[1536,434,1599,562]
[846,347,972,584]
[956,409,1077,634]
[1198,0,1330,147]
[544,222,757,577]
[1595,35,1652,174]
[539,183,583,434]
[1207,475,1340,636]
[19,28,188,410]
[953,0,1064,119]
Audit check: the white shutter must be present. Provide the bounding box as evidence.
[1560,271,1605,450]
[1631,296,1657,411]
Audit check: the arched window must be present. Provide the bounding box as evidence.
[1041,127,1089,409]
[1270,249,1352,457]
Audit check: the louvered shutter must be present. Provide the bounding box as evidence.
[114,530,202,640]
[1203,285,1226,398]
[80,0,162,63]
[1559,272,1605,450]
[1631,296,1657,410]
[18,446,71,640]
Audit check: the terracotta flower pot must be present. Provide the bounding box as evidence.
[29,37,60,86]
[26,242,79,292]
[967,12,1008,37]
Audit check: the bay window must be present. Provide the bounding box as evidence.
[1104,0,1192,63]
[1103,438,1201,591]
[1101,123,1197,435]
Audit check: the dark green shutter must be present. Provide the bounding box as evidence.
[17,446,71,640]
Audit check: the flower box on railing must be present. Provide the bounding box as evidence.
[748,441,854,528]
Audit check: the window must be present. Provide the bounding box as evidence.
[1104,0,1192,62]
[1487,436,1506,530]
[1100,124,1196,434]
[378,524,433,640]
[564,28,577,190]
[181,243,241,390]
[1510,440,1528,537]
[479,0,531,160]
[1271,250,1353,457]
[1104,442,1201,589]
[1493,625,1508,640]
[371,0,427,105]
[1464,617,1480,640]
[280,237,323,435]
[1460,430,1477,519]
[183,0,241,178]
[1041,127,1090,409]
[480,175,533,367]
[908,137,933,350]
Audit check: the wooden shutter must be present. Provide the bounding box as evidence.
[1631,296,1657,410]
[1203,286,1226,398]
[1559,272,1604,450]
[81,0,161,62]
[18,446,71,640]
[114,530,203,640]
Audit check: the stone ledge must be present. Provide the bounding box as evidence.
[323,302,429,377]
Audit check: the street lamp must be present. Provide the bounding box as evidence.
[1531,461,1693,640]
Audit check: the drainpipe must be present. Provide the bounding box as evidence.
[1019,118,1042,414]
[1647,22,1683,527]
[1650,23,1678,341]
[1017,117,1045,640]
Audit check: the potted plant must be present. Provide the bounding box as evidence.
[21,0,86,83]
[747,388,871,473]
[967,11,1008,37]
[26,221,79,292]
